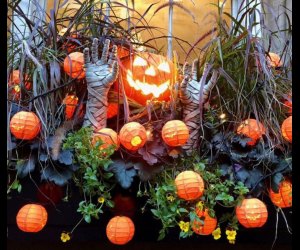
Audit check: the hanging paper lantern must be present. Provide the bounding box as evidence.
[119,122,147,151]
[106,216,135,245]
[175,170,204,201]
[161,120,189,147]
[63,52,85,79]
[16,204,48,233]
[36,182,64,205]
[192,209,217,235]
[281,116,292,143]
[92,128,119,150]
[267,52,283,68]
[269,179,292,208]
[63,94,79,120]
[10,111,41,140]
[236,198,268,228]
[112,193,136,218]
[237,119,266,146]
[118,52,174,105]
[107,102,119,119]
[8,70,31,99]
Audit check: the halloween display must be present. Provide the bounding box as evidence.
[269,179,292,208]
[281,116,292,143]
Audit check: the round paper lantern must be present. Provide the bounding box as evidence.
[267,52,283,68]
[281,116,292,143]
[112,193,136,218]
[192,209,217,235]
[92,128,119,150]
[16,204,48,233]
[119,122,147,151]
[36,182,64,205]
[236,198,268,228]
[269,179,292,208]
[107,102,119,119]
[161,120,189,147]
[175,170,204,201]
[237,119,266,146]
[106,216,135,245]
[118,52,174,105]
[10,111,41,140]
[63,94,79,119]
[63,52,85,79]
[8,70,31,98]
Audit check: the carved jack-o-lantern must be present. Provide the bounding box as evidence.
[119,52,174,105]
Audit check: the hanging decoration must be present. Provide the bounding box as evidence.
[16,204,48,233]
[63,94,79,120]
[192,209,217,235]
[8,70,31,99]
[236,119,266,146]
[161,120,189,147]
[269,179,292,208]
[119,122,147,151]
[63,52,85,79]
[281,116,292,143]
[92,128,119,150]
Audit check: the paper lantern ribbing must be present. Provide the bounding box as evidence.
[162,120,189,147]
[192,209,217,235]
[10,111,41,140]
[281,116,292,143]
[63,94,79,120]
[16,204,48,233]
[106,216,135,245]
[107,103,119,119]
[92,128,119,150]
[63,52,85,79]
[119,122,147,151]
[267,52,283,68]
[236,198,268,228]
[237,119,266,146]
[36,182,64,205]
[269,180,292,208]
[175,171,204,201]
[119,52,174,105]
[8,70,31,98]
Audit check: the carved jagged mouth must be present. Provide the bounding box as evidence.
[126,70,169,98]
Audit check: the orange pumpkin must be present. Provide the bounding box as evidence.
[237,119,266,146]
[36,182,64,205]
[107,102,119,119]
[175,171,204,201]
[63,94,79,119]
[106,216,135,245]
[192,209,217,235]
[269,179,292,208]
[119,52,174,105]
[119,122,147,151]
[16,204,48,233]
[267,52,283,68]
[162,120,189,147]
[10,111,41,140]
[281,116,292,143]
[63,52,85,79]
[236,198,268,228]
[92,128,119,150]
[8,70,31,99]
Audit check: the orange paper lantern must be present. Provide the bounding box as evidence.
[63,94,79,119]
[281,116,292,143]
[106,216,135,245]
[192,209,217,235]
[119,122,147,151]
[8,70,31,98]
[269,180,292,208]
[92,128,119,150]
[16,204,48,233]
[162,120,189,147]
[107,103,119,119]
[10,111,41,140]
[267,52,283,68]
[237,119,266,146]
[236,198,268,228]
[63,52,85,79]
[175,170,204,201]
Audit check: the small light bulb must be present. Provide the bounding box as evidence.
[219,113,226,119]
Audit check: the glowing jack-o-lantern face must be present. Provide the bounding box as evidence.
[120,52,174,105]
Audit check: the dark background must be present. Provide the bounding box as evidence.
[7,171,292,250]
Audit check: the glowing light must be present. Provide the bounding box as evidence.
[131,136,142,146]
[158,62,171,73]
[219,113,226,119]
[133,56,147,66]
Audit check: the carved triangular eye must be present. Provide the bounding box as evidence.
[158,61,170,73]
[133,56,147,66]
[145,65,156,76]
